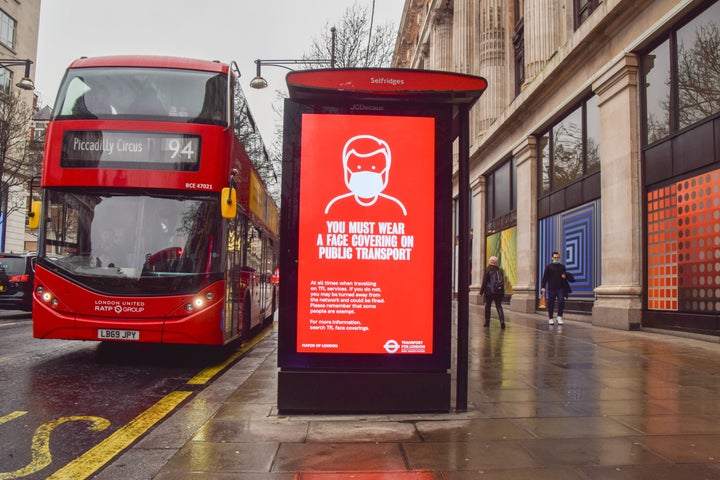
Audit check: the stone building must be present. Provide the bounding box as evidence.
[0,0,41,253]
[394,0,720,337]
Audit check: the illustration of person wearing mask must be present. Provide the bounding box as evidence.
[324,134,407,216]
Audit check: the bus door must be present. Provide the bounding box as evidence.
[243,225,263,332]
[224,214,245,339]
[259,235,276,319]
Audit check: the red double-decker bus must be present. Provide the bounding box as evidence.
[29,55,279,345]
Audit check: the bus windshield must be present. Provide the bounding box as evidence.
[53,67,227,124]
[39,190,222,295]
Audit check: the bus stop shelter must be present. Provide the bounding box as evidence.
[278,68,487,413]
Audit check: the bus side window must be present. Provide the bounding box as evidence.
[247,227,262,272]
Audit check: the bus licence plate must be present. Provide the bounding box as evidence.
[98,329,140,341]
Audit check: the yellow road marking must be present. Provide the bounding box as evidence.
[187,324,273,385]
[47,391,191,480]
[0,411,27,425]
[3,325,271,478]
[0,416,109,480]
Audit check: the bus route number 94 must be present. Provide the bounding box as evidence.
[164,138,197,161]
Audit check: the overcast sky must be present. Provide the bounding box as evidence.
[35,0,405,144]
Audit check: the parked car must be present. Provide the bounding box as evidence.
[0,252,35,311]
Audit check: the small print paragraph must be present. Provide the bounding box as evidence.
[308,279,384,317]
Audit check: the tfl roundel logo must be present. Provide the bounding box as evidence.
[383,339,400,354]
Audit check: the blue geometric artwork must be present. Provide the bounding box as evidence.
[538,200,601,299]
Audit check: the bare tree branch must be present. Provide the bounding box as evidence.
[262,2,398,204]
[0,93,38,229]
[303,3,397,68]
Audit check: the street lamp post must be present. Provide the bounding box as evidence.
[250,27,336,89]
[0,58,34,91]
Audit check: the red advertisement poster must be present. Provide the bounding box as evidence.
[297,113,435,354]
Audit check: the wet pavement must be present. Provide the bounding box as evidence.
[0,309,31,319]
[95,307,720,479]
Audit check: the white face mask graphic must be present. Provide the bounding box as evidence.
[348,170,387,198]
[324,134,407,216]
[342,135,391,201]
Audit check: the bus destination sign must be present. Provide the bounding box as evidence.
[61,130,201,171]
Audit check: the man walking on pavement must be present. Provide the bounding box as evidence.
[540,251,569,325]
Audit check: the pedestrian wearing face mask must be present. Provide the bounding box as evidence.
[540,251,569,325]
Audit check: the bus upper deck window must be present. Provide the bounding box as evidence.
[75,86,117,117]
[195,74,226,123]
[57,77,90,117]
[55,67,227,124]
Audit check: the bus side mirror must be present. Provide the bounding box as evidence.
[28,200,41,229]
[221,187,237,219]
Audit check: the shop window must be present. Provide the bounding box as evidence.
[646,168,720,315]
[485,157,516,231]
[552,107,583,190]
[677,4,720,129]
[643,39,671,144]
[538,95,600,197]
[586,95,601,173]
[537,200,601,304]
[642,1,720,145]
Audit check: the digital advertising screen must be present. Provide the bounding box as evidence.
[296,113,435,355]
[279,99,453,372]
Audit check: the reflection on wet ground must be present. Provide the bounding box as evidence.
[98,308,720,479]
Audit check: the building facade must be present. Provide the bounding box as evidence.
[394,0,720,337]
[0,0,41,253]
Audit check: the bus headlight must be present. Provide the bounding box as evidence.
[37,285,58,307]
[185,291,215,313]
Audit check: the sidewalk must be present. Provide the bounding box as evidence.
[98,308,720,479]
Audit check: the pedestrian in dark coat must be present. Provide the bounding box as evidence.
[540,251,571,325]
[479,256,506,329]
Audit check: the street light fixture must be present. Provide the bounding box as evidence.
[0,58,34,91]
[250,27,336,89]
